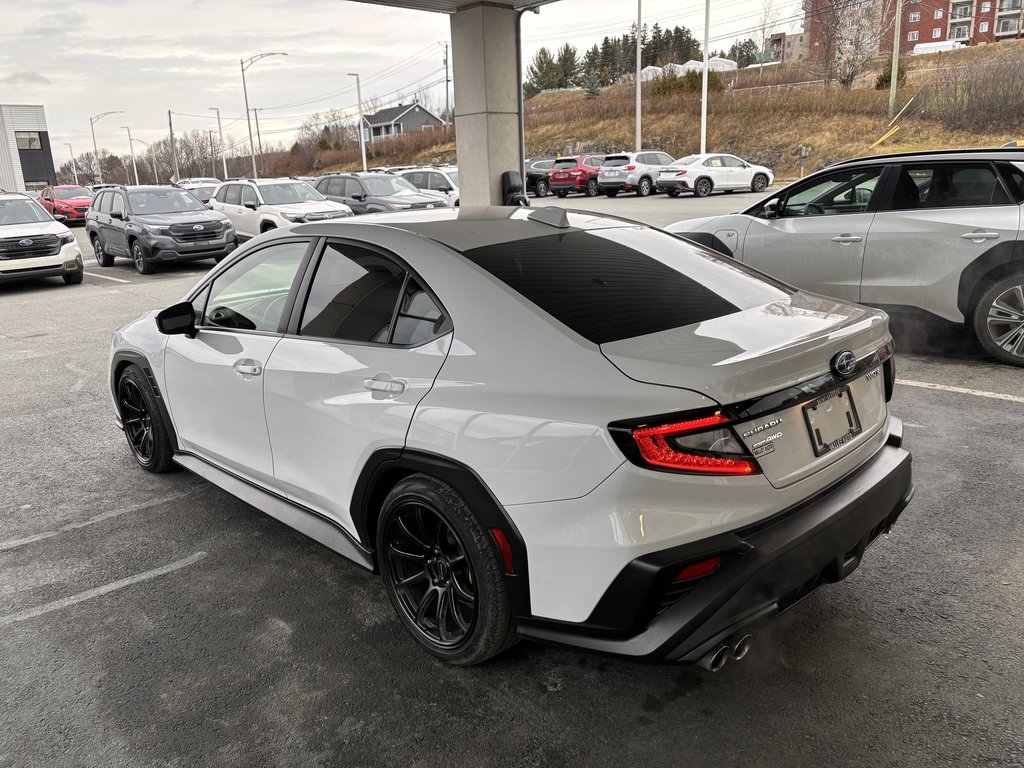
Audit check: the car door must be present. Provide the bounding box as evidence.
[263,238,451,533]
[426,171,456,205]
[237,184,261,237]
[738,165,885,302]
[39,188,53,214]
[106,191,130,256]
[161,238,313,485]
[721,155,752,189]
[702,156,729,189]
[341,177,370,214]
[862,160,1023,322]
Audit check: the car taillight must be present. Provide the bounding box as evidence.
[624,165,636,171]
[675,170,688,176]
[615,411,761,476]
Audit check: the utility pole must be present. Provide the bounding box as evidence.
[122,126,139,185]
[208,130,217,177]
[241,52,288,179]
[253,108,265,174]
[89,110,124,184]
[442,42,451,124]
[700,0,711,154]
[635,0,642,152]
[210,107,228,179]
[888,0,905,119]
[65,143,78,185]
[349,72,368,172]
[168,110,180,181]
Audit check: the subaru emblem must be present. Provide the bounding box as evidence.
[831,350,857,378]
[18,238,33,247]
[192,224,204,231]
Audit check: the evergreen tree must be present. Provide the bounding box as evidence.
[556,43,580,88]
[526,46,562,96]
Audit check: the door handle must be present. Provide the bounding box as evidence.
[363,374,406,395]
[831,234,863,244]
[233,359,263,377]
[961,231,1000,242]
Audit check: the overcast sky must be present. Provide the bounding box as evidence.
[0,0,801,164]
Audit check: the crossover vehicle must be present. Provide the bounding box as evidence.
[109,206,913,668]
[398,166,460,207]
[37,185,94,223]
[313,172,447,214]
[656,153,774,197]
[209,178,352,239]
[598,150,675,197]
[547,154,605,197]
[667,148,1024,366]
[177,181,218,204]
[0,191,83,285]
[525,158,556,197]
[86,185,238,275]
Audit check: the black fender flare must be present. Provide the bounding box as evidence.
[678,231,735,256]
[957,240,1024,320]
[110,350,179,451]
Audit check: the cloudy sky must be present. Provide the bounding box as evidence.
[0,0,800,165]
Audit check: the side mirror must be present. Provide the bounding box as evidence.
[53,214,67,223]
[155,301,197,337]
[351,193,364,202]
[205,201,214,209]
[243,201,257,210]
[110,210,124,220]
[438,186,452,193]
[763,199,779,219]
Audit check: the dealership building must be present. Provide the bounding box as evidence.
[0,104,57,193]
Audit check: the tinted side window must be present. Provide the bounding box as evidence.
[999,163,1024,203]
[721,155,745,168]
[883,163,1011,211]
[344,178,364,198]
[406,172,425,189]
[95,192,111,213]
[584,157,604,167]
[240,185,258,207]
[655,153,674,165]
[299,242,405,342]
[324,178,342,196]
[392,278,447,346]
[202,240,308,332]
[426,173,447,190]
[225,185,241,205]
[780,167,883,217]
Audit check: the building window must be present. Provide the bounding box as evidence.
[909,11,921,21]
[908,30,920,40]
[982,2,991,11]
[935,8,944,18]
[933,27,942,37]
[980,21,990,31]
[15,131,41,150]
[952,23,970,37]
[998,17,1020,32]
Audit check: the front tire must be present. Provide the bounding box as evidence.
[636,177,653,197]
[534,179,549,198]
[63,269,84,285]
[585,178,599,197]
[973,271,1024,366]
[117,366,176,472]
[131,241,154,275]
[92,234,114,267]
[752,173,769,193]
[377,474,517,665]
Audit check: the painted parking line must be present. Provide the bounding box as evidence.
[900,379,1024,404]
[0,551,208,628]
[84,270,130,284]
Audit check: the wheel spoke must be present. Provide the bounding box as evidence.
[397,515,430,552]
[436,589,450,642]
[415,586,438,626]
[396,569,427,588]
[990,297,1024,322]
[450,572,475,605]
[991,322,1024,351]
[448,592,470,633]
[388,542,426,561]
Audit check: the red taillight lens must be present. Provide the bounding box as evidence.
[624,164,636,171]
[675,170,688,176]
[490,528,515,575]
[631,413,759,475]
[674,556,722,582]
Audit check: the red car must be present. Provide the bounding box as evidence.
[547,154,605,197]
[38,185,94,224]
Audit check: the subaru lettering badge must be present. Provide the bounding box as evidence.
[192,224,204,231]
[18,239,33,247]
[831,350,857,378]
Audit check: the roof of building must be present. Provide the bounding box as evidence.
[363,103,444,127]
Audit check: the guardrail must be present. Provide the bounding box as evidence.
[729,79,826,94]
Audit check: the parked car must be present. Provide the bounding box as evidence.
[86,185,238,275]
[525,158,556,197]
[177,177,221,186]
[656,153,774,197]
[0,191,83,285]
[598,150,675,197]
[177,181,217,204]
[667,148,1024,366]
[209,177,352,239]
[399,166,460,207]
[88,183,118,195]
[312,172,448,214]
[547,154,605,197]
[37,185,94,224]
[108,206,912,668]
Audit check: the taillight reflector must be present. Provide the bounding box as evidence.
[674,556,722,582]
[490,528,515,575]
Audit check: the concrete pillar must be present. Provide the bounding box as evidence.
[450,4,524,206]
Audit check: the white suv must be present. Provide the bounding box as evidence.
[0,191,83,285]
[210,178,352,239]
[398,166,459,207]
[598,150,675,197]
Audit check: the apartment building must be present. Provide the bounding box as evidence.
[0,105,57,193]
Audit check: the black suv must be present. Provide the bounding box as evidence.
[313,172,446,214]
[525,158,556,197]
[85,185,238,274]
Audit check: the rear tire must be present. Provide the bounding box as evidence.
[92,234,114,267]
[62,269,84,285]
[117,366,176,473]
[636,177,653,197]
[973,271,1024,366]
[377,474,517,665]
[694,178,713,197]
[534,179,549,198]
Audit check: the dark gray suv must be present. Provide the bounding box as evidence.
[313,173,446,214]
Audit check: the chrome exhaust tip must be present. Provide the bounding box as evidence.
[697,644,730,672]
[730,633,753,661]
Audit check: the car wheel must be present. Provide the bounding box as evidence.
[534,179,549,198]
[636,177,652,197]
[973,271,1024,366]
[555,189,569,198]
[667,188,681,198]
[604,189,618,198]
[377,473,517,665]
[62,269,84,285]
[131,241,154,275]
[752,174,769,193]
[92,234,113,267]
[585,179,599,197]
[117,366,176,473]
[694,178,713,197]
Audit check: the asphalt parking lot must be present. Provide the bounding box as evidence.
[2,202,1023,768]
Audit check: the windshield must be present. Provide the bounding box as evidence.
[363,176,420,197]
[260,183,325,205]
[54,187,93,200]
[189,186,216,199]
[602,156,630,167]
[0,198,53,226]
[672,155,701,167]
[128,189,205,214]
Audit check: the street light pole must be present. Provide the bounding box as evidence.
[167,110,180,181]
[700,0,710,155]
[253,108,265,174]
[209,107,228,178]
[65,143,78,185]
[132,137,159,183]
[635,0,642,152]
[88,110,124,184]
[241,52,288,179]
[208,130,217,177]
[888,0,905,119]
[348,72,368,172]
[122,126,139,185]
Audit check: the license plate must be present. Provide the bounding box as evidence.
[802,387,861,457]
[605,171,620,177]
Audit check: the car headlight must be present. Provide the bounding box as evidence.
[143,224,170,236]
[59,233,75,245]
[281,212,305,222]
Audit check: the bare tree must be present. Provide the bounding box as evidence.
[813,0,897,88]
[757,0,779,59]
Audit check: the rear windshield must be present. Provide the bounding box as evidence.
[602,156,630,167]
[553,158,579,169]
[460,229,790,344]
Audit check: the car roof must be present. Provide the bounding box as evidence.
[831,147,1024,168]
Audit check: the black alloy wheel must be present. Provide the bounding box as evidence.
[585,178,599,197]
[752,173,769,193]
[694,178,713,197]
[117,366,175,472]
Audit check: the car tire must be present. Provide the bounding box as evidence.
[636,177,652,197]
[585,179,599,197]
[261,223,277,234]
[604,189,618,198]
[377,473,517,666]
[666,189,681,198]
[555,189,569,198]
[972,271,1024,366]
[117,365,176,473]
[62,269,84,285]
[752,174,769,193]
[92,234,114,267]
[534,179,549,198]
[131,241,155,275]
[694,178,713,197]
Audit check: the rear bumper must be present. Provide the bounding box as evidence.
[549,182,585,192]
[517,421,913,663]
[656,179,693,191]
[598,181,631,191]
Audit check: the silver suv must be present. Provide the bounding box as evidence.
[598,150,675,197]
[209,178,352,239]
[668,148,1024,366]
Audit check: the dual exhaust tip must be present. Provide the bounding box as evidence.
[696,633,753,672]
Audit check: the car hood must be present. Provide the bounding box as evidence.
[133,212,230,227]
[0,220,71,238]
[273,201,352,214]
[52,197,94,206]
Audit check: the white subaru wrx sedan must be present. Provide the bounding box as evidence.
[108,207,913,669]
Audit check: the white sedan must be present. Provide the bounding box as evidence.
[656,153,774,198]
